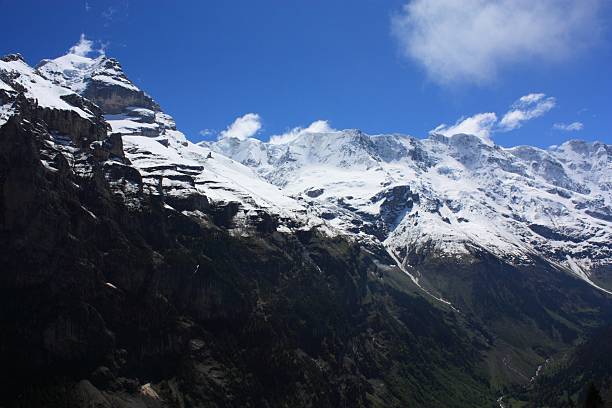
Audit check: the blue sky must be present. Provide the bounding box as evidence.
[1,0,611,147]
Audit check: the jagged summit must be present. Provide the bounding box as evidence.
[31,50,325,230]
[38,54,133,92]
[1,53,25,62]
[37,53,157,112]
[0,53,95,121]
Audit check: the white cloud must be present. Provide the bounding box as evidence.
[102,6,118,23]
[68,33,106,57]
[499,93,556,131]
[98,41,108,56]
[554,121,584,132]
[392,0,603,85]
[199,129,214,137]
[219,113,262,140]
[431,113,497,143]
[69,33,94,57]
[269,120,336,144]
[432,93,556,142]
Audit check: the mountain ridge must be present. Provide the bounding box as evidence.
[7,48,612,302]
[210,127,612,295]
[1,49,612,407]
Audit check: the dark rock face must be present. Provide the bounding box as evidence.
[372,185,419,228]
[208,201,241,228]
[80,58,160,115]
[306,187,324,198]
[164,192,209,212]
[528,223,584,243]
[0,74,113,155]
[1,53,25,62]
[0,114,125,387]
[84,81,159,115]
[42,302,115,368]
[586,209,612,223]
[0,95,494,407]
[2,51,612,408]
[38,104,109,148]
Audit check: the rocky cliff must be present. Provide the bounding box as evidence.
[1,49,611,407]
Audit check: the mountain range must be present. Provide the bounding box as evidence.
[1,50,611,407]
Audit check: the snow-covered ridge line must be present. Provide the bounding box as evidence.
[6,50,610,294]
[211,129,612,292]
[0,54,92,119]
[37,53,139,93]
[32,51,330,231]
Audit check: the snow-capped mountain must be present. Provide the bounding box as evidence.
[20,48,612,295]
[5,49,610,296]
[0,53,123,176]
[1,53,98,126]
[36,52,329,231]
[211,129,612,294]
[3,47,612,407]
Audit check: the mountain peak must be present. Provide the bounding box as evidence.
[37,52,137,95]
[0,53,25,63]
[2,41,612,407]
[36,51,161,117]
[0,54,97,122]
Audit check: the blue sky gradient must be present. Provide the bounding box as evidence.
[1,0,610,147]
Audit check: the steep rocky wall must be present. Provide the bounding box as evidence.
[84,82,160,115]
[0,98,494,407]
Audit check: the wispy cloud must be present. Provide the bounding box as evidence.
[269,120,336,144]
[392,0,603,85]
[431,93,556,142]
[219,113,262,140]
[553,122,584,132]
[69,34,94,57]
[97,41,109,56]
[199,129,214,137]
[100,1,130,27]
[432,113,497,143]
[102,6,117,20]
[577,108,589,116]
[499,93,556,131]
[68,34,106,57]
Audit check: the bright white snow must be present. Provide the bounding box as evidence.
[212,129,612,292]
[38,53,139,93]
[0,57,91,118]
